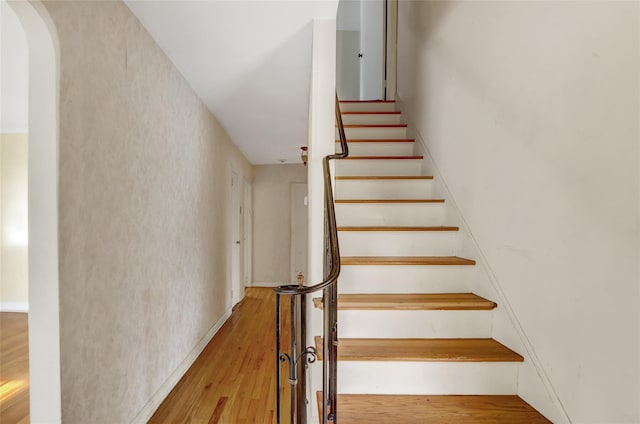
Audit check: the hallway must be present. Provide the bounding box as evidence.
[150,287,288,423]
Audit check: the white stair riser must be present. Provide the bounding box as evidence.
[338,127,407,139]
[338,266,476,294]
[331,362,519,395]
[336,179,435,199]
[336,142,414,156]
[336,203,446,226]
[338,310,492,338]
[339,231,459,256]
[336,159,422,176]
[341,113,403,125]
[339,102,397,112]
[310,362,519,395]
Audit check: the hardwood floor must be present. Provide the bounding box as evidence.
[149,287,289,424]
[0,312,29,424]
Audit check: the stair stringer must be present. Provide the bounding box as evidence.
[398,96,571,424]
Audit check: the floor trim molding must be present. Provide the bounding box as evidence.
[130,306,233,423]
[0,302,29,312]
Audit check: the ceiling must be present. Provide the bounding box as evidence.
[125,0,339,165]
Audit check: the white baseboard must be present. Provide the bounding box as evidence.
[0,302,29,312]
[1,128,28,134]
[129,307,233,424]
[251,281,287,287]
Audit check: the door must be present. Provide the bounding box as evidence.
[336,0,395,100]
[290,183,308,284]
[336,0,361,100]
[359,0,384,100]
[230,170,243,305]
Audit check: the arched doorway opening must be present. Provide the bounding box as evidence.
[6,1,61,421]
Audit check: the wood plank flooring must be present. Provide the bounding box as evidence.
[0,312,30,424]
[149,287,288,424]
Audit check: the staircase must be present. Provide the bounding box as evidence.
[312,100,551,423]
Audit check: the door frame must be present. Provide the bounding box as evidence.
[230,168,243,306]
[384,0,398,100]
[9,1,62,420]
[290,183,308,284]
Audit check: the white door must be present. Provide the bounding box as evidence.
[231,170,243,305]
[336,0,361,100]
[290,183,308,284]
[360,0,384,100]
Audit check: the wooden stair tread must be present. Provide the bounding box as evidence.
[339,100,395,103]
[338,226,458,231]
[341,111,401,115]
[312,293,497,311]
[336,175,433,180]
[341,256,476,265]
[335,139,414,143]
[342,124,407,128]
[315,392,551,423]
[341,155,423,160]
[335,199,445,204]
[314,337,524,362]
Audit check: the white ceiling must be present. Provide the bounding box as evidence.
[125,0,339,165]
[1,0,29,132]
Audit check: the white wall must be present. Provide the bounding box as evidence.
[0,133,29,311]
[252,164,307,285]
[1,0,29,132]
[38,2,253,422]
[306,17,336,423]
[397,2,639,423]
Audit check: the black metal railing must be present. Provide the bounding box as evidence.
[275,93,348,424]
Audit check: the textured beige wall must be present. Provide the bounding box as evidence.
[397,1,638,423]
[41,2,253,422]
[0,133,28,308]
[252,164,306,284]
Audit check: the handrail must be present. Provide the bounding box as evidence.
[275,93,348,424]
[275,95,348,296]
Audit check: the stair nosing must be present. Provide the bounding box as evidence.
[339,100,395,103]
[335,199,445,204]
[315,392,552,424]
[341,111,401,115]
[341,256,476,266]
[312,293,497,311]
[314,337,524,362]
[335,139,415,143]
[341,124,408,128]
[335,175,433,180]
[340,155,423,160]
[337,226,459,232]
